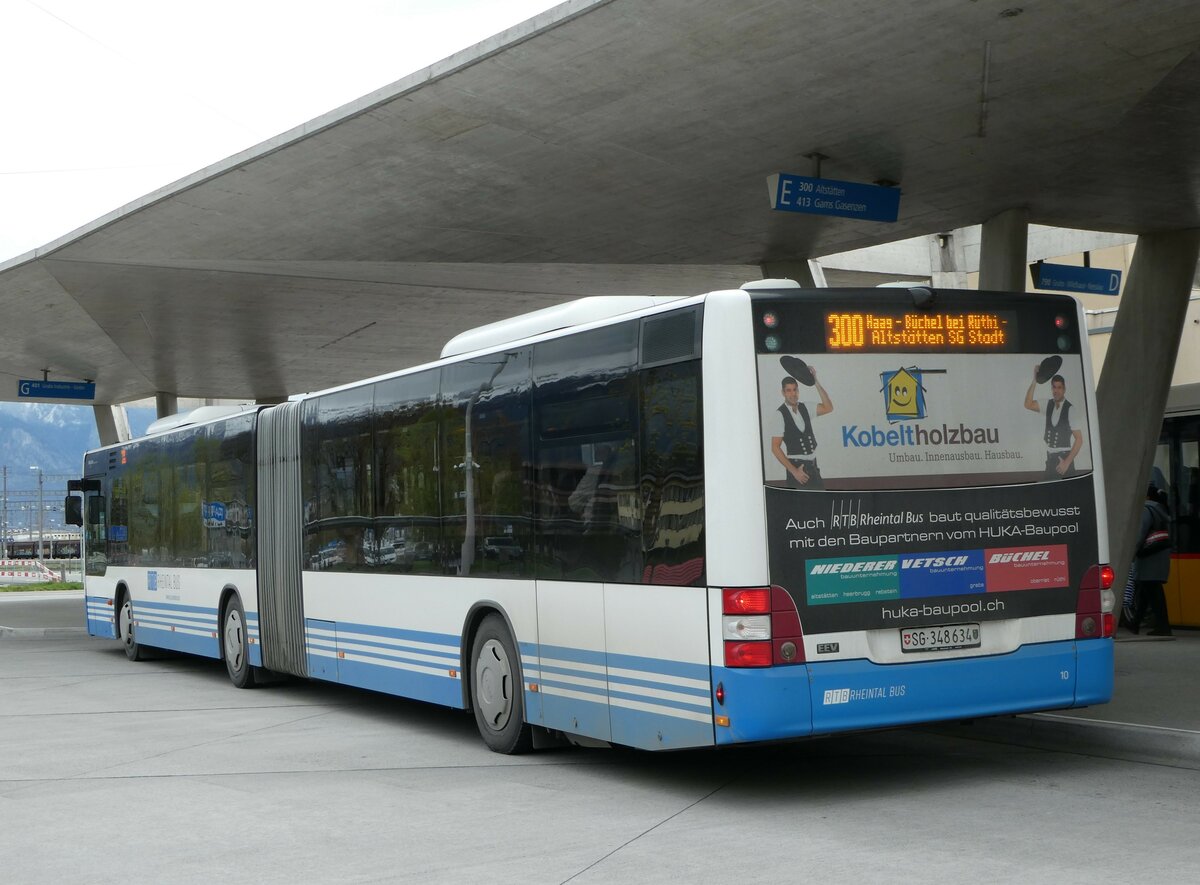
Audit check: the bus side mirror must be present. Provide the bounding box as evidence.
[65,496,83,527]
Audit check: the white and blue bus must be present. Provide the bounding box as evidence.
[70,281,1115,752]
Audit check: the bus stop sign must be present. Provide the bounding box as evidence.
[767,173,901,223]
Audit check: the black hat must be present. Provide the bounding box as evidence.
[780,355,815,386]
[1035,355,1063,384]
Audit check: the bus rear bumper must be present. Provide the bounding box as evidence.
[713,638,1114,745]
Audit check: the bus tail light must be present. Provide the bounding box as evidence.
[1077,564,1116,639]
[723,587,771,614]
[724,641,773,667]
[722,586,805,667]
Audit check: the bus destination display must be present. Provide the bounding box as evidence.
[825,310,1016,352]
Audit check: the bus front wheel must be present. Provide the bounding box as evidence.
[222,595,256,689]
[118,592,144,662]
[470,615,532,754]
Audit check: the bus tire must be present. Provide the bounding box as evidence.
[470,614,532,754]
[118,591,145,662]
[222,595,256,689]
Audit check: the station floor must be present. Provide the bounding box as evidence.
[3,591,1198,766]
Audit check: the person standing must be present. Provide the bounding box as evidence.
[1129,484,1173,636]
[771,369,833,489]
[1024,370,1083,478]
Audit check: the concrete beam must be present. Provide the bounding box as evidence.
[1096,228,1200,583]
[978,208,1030,291]
[929,230,969,289]
[155,392,179,419]
[92,405,131,447]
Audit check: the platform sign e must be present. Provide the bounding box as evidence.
[767,173,901,223]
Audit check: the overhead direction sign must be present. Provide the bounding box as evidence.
[17,379,96,401]
[767,173,900,223]
[1031,262,1122,295]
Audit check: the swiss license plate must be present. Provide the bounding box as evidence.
[900,622,981,653]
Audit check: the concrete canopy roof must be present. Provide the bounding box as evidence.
[4,0,1200,405]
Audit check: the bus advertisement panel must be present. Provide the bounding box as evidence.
[751,290,1105,642]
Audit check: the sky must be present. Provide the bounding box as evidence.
[0,0,562,263]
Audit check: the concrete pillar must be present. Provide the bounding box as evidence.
[929,231,969,289]
[759,260,827,287]
[155,392,179,419]
[978,207,1030,291]
[92,405,131,447]
[1096,229,1200,583]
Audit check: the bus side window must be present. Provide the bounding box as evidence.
[374,369,442,576]
[533,322,639,583]
[640,360,705,586]
[303,387,375,572]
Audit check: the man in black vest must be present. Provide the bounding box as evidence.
[771,371,834,488]
[1024,369,1083,478]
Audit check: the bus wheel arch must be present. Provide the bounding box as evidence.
[115,582,144,662]
[461,604,532,754]
[219,588,255,689]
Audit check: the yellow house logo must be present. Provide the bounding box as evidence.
[880,367,927,421]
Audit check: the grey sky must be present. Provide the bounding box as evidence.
[0,0,560,263]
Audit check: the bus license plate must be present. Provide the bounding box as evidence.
[900,623,981,653]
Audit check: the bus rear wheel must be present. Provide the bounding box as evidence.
[222,595,256,689]
[470,615,532,754]
[118,592,144,662]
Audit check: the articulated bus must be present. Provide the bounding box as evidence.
[70,282,1115,752]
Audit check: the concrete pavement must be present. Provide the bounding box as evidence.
[3,592,1198,768]
[3,627,1199,884]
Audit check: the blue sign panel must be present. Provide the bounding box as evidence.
[18,379,96,400]
[767,173,901,223]
[898,550,987,598]
[1032,263,1121,295]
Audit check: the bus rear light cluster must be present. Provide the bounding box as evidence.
[1076,564,1116,639]
[722,586,805,667]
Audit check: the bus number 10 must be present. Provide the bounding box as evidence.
[827,313,865,349]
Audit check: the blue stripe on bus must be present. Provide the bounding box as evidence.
[539,691,611,739]
[307,632,459,664]
[321,620,459,647]
[536,675,609,700]
[605,650,710,683]
[538,644,709,683]
[135,599,219,616]
[605,672,712,699]
[606,686,712,716]
[87,617,117,640]
[136,625,220,659]
[304,649,465,709]
[609,705,715,750]
[309,633,458,666]
[534,662,711,705]
[85,597,116,638]
[537,643,607,668]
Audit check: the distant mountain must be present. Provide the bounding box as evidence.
[0,403,155,535]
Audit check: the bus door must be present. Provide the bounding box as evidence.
[75,475,116,638]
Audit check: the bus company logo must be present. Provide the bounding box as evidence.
[823,688,851,705]
[988,549,1051,564]
[147,570,158,591]
[879,367,928,422]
